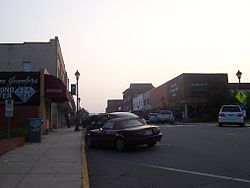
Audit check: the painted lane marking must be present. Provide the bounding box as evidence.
[104,158,250,184]
[138,163,250,184]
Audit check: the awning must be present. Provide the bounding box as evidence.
[44,75,70,102]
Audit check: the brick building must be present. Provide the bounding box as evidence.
[166,73,228,119]
[150,83,168,111]
[106,99,123,113]
[122,83,154,111]
[0,37,75,133]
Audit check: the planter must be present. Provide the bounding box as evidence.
[0,137,26,155]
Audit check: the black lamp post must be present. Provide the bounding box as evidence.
[236,70,242,89]
[75,70,80,131]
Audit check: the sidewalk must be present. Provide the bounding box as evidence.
[0,128,88,188]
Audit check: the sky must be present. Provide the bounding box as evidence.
[1,0,250,113]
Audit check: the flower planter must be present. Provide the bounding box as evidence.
[0,137,26,155]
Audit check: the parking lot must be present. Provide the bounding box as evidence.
[87,123,250,188]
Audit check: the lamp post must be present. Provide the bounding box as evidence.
[236,70,242,90]
[75,70,80,131]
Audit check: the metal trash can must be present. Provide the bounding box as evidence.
[27,118,43,142]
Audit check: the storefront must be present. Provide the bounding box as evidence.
[0,71,74,134]
[166,73,228,119]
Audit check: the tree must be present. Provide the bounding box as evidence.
[202,82,232,120]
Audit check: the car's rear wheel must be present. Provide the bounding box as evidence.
[218,123,223,127]
[115,138,125,152]
[86,136,94,148]
[147,141,157,147]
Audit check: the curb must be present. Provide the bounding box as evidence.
[82,130,90,188]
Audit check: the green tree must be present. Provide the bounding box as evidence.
[202,82,232,120]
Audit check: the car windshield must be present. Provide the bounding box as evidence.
[222,106,241,112]
[114,119,144,129]
[109,112,138,119]
[150,113,157,117]
[160,111,171,115]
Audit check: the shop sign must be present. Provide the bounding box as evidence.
[0,72,40,106]
[189,83,208,93]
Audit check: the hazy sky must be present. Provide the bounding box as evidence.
[1,0,250,113]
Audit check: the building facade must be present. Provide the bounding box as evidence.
[133,94,144,110]
[150,82,168,111]
[106,99,123,113]
[122,83,154,111]
[166,73,228,119]
[143,89,154,111]
[0,37,75,132]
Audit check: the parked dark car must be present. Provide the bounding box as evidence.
[84,112,140,131]
[86,117,162,151]
[130,109,147,119]
[148,112,158,124]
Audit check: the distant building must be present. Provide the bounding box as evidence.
[106,99,123,113]
[145,73,229,119]
[150,83,168,111]
[165,73,228,119]
[143,89,154,111]
[123,83,154,111]
[133,94,144,110]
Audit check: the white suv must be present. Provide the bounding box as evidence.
[218,105,245,127]
[158,110,175,124]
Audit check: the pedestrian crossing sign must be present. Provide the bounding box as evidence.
[235,90,247,103]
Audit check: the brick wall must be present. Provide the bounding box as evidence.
[0,106,39,129]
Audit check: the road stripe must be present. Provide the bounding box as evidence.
[138,163,250,184]
[105,158,250,184]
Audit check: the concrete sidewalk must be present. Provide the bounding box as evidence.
[0,128,88,188]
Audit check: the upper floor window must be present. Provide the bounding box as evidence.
[23,61,31,72]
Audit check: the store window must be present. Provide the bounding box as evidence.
[23,61,31,72]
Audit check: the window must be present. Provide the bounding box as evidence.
[103,121,114,130]
[23,61,31,72]
[122,119,144,128]
[222,106,241,112]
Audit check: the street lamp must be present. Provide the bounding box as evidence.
[236,70,242,89]
[75,70,80,131]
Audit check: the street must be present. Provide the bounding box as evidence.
[87,123,250,188]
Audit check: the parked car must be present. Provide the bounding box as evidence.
[86,117,163,151]
[85,112,141,131]
[148,113,158,124]
[157,110,175,124]
[129,109,147,119]
[218,105,245,127]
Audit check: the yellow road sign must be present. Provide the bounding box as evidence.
[235,90,247,103]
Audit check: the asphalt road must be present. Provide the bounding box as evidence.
[87,124,250,188]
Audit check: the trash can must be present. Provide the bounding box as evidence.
[27,118,43,142]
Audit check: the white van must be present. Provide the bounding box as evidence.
[218,105,245,127]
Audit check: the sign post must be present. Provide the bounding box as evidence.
[5,99,14,139]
